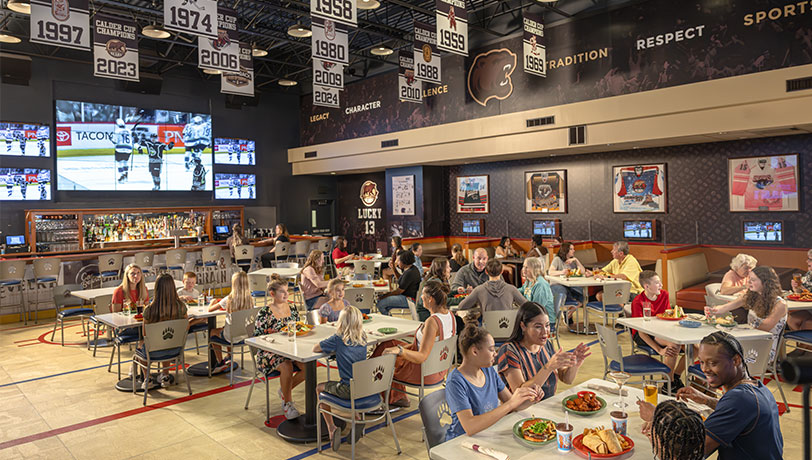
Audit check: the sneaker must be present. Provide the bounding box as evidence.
[212,361,230,374]
[352,423,365,444]
[390,398,410,408]
[159,374,171,388]
[330,427,341,452]
[283,401,300,420]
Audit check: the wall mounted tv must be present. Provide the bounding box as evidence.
[532,219,561,238]
[213,137,256,165]
[742,220,783,244]
[461,219,485,236]
[1,121,50,157]
[0,168,51,200]
[214,173,256,199]
[55,100,212,191]
[623,219,656,241]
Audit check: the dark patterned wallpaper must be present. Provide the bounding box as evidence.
[447,134,811,248]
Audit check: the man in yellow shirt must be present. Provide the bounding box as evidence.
[595,241,642,301]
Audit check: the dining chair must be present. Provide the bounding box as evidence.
[133,318,192,405]
[98,253,124,283]
[689,335,777,397]
[293,240,310,264]
[50,284,94,346]
[88,293,113,355]
[354,261,375,278]
[344,287,375,314]
[273,242,291,266]
[244,339,283,422]
[419,389,452,458]
[0,259,29,324]
[134,251,155,281]
[482,309,519,345]
[388,298,419,320]
[29,258,61,323]
[248,273,268,307]
[774,327,812,413]
[586,280,630,327]
[317,354,401,460]
[234,244,254,273]
[392,335,457,403]
[208,306,261,385]
[596,324,671,395]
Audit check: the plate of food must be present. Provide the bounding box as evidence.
[787,290,812,302]
[679,319,702,328]
[657,305,686,321]
[565,268,584,278]
[453,293,469,299]
[362,313,372,323]
[378,327,397,335]
[352,283,365,288]
[573,427,634,458]
[512,418,557,447]
[281,322,315,336]
[372,280,388,287]
[713,315,737,329]
[562,393,606,416]
[133,313,144,321]
[186,300,198,306]
[686,313,706,321]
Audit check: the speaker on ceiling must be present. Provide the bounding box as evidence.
[225,93,259,109]
[0,52,31,86]
[116,72,163,94]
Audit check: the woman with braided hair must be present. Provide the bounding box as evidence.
[636,399,705,460]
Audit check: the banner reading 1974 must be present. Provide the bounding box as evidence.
[311,0,356,28]
[164,0,217,39]
[436,0,468,56]
[198,6,240,73]
[413,21,442,84]
[30,0,91,51]
[312,17,349,66]
[398,51,422,103]
[221,43,254,96]
[522,11,546,78]
[93,14,138,82]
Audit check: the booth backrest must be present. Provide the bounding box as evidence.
[574,248,598,266]
[666,252,710,295]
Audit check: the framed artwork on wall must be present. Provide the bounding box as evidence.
[456,175,489,213]
[728,154,799,212]
[525,169,567,213]
[612,163,667,213]
[391,174,415,216]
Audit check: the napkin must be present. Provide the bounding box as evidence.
[260,336,276,344]
[587,383,628,396]
[367,330,384,337]
[461,441,509,460]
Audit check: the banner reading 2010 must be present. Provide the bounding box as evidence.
[435,0,468,56]
[198,6,240,73]
[93,14,139,81]
[30,0,91,51]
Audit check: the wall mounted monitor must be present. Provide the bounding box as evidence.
[743,220,783,244]
[6,235,25,245]
[623,219,656,241]
[215,225,230,235]
[214,173,256,199]
[213,137,256,165]
[55,100,212,191]
[0,168,51,200]
[533,219,561,238]
[461,218,485,236]
[1,121,50,157]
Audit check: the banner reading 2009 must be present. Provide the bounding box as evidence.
[198,6,240,73]
[522,11,546,77]
[30,0,91,51]
[413,21,441,84]
[93,14,139,82]
[436,0,468,56]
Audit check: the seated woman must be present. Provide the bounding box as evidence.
[449,243,468,272]
[719,253,757,296]
[636,399,706,460]
[676,331,783,459]
[457,259,526,313]
[526,235,547,260]
[331,236,356,279]
[372,280,456,408]
[496,301,590,400]
[547,241,588,305]
[382,236,406,281]
[445,324,543,441]
[140,273,188,388]
[375,250,421,316]
[226,223,247,269]
[208,271,254,372]
[416,257,462,322]
[112,264,149,313]
[318,279,350,323]
[788,248,812,331]
[494,236,517,284]
[259,223,291,268]
[518,257,556,329]
[710,266,787,363]
[300,249,329,310]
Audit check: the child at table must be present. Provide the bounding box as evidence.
[112,264,149,313]
[318,279,350,323]
[140,273,188,387]
[314,306,368,451]
[208,271,253,372]
[176,271,200,303]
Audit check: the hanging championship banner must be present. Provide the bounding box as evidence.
[413,21,441,84]
[164,0,216,39]
[198,6,240,72]
[311,0,356,28]
[30,0,91,51]
[313,59,344,89]
[92,14,138,82]
[221,43,254,96]
[435,0,467,56]
[312,17,349,65]
[398,51,422,104]
[313,86,340,108]
[522,11,546,77]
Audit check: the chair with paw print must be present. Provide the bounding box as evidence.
[392,334,457,403]
[418,389,452,457]
[133,318,192,405]
[482,309,519,347]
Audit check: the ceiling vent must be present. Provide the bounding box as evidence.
[568,125,586,145]
[304,151,317,158]
[381,139,398,148]
[786,77,812,92]
[526,115,555,128]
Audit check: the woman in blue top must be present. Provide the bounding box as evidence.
[519,257,556,328]
[445,324,543,441]
[674,331,783,460]
[314,306,368,451]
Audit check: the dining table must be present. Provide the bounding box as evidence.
[345,279,391,294]
[250,267,301,279]
[715,292,812,311]
[547,275,631,335]
[244,313,422,443]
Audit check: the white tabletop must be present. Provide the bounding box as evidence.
[715,292,812,311]
[430,378,667,460]
[250,267,300,278]
[71,280,183,300]
[93,305,226,329]
[350,257,391,265]
[547,275,628,288]
[617,317,772,345]
[245,314,421,363]
[346,279,391,293]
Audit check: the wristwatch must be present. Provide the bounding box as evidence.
[397,345,404,356]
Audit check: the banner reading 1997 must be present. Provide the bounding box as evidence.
[311,0,356,28]
[221,43,254,96]
[93,14,139,82]
[198,6,240,73]
[398,51,422,104]
[413,21,442,84]
[312,17,349,66]
[164,0,217,39]
[435,0,468,56]
[522,11,546,77]
[30,0,91,51]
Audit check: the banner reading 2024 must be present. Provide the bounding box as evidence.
[93,14,139,81]
[436,0,468,56]
[30,0,91,51]
[198,6,240,73]
[222,43,254,96]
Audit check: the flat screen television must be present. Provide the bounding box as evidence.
[0,168,51,200]
[215,225,230,235]
[532,219,561,238]
[743,220,783,244]
[55,100,212,191]
[623,219,656,241]
[214,173,256,199]
[213,137,256,165]
[1,121,50,157]
[461,219,485,236]
[6,235,25,245]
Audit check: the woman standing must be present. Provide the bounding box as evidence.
[300,249,329,310]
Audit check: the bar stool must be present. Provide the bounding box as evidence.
[51,284,94,346]
[317,238,334,276]
[293,240,310,264]
[199,246,224,292]
[29,258,61,323]
[272,242,290,266]
[98,253,123,284]
[164,249,187,280]
[0,260,29,324]
[235,245,254,273]
[134,252,155,281]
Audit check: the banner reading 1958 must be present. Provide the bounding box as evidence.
[222,43,254,96]
[198,6,240,73]
[413,21,442,84]
[164,0,217,39]
[398,51,422,104]
[312,17,349,66]
[311,0,356,28]
[93,14,138,82]
[30,0,91,51]
[435,0,468,56]
[522,11,546,78]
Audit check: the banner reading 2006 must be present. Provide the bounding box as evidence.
[436,0,467,56]
[30,0,91,51]
[93,14,139,82]
[221,43,254,96]
[198,6,240,73]
[413,21,441,84]
[522,11,546,77]
[164,0,217,39]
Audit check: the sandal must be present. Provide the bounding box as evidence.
[330,427,341,452]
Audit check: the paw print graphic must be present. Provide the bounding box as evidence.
[162,327,174,340]
[439,346,449,361]
[744,348,758,365]
[372,365,385,381]
[498,317,509,328]
[355,294,364,303]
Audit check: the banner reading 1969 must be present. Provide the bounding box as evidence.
[198,6,240,73]
[398,51,422,104]
[93,14,139,82]
[164,0,217,39]
[30,0,91,51]
[522,11,546,77]
[312,17,349,66]
[413,21,442,84]
[221,43,254,96]
[435,0,468,56]
[311,0,356,28]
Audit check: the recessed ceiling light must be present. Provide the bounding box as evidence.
[251,46,268,57]
[7,0,30,14]
[370,46,393,56]
[278,79,298,86]
[203,68,222,75]
[330,172,336,175]
[287,24,312,38]
[0,33,22,44]
[142,24,171,39]
[357,0,380,10]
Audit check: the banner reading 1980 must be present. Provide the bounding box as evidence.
[221,43,254,96]
[522,11,546,77]
[312,17,349,66]
[30,0,91,51]
[398,51,422,103]
[198,6,240,73]
[93,14,139,82]
[413,21,442,84]
[436,0,468,56]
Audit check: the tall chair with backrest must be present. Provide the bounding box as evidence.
[586,280,630,326]
[88,294,113,355]
[0,259,29,323]
[419,389,452,457]
[208,306,261,385]
[29,257,61,323]
[164,249,187,280]
[248,273,268,307]
[200,246,223,292]
[234,244,254,273]
[293,240,310,264]
[50,284,94,346]
[133,318,192,405]
[345,287,375,314]
[392,335,457,402]
[482,309,520,345]
[98,253,124,284]
[596,324,671,395]
[134,252,155,281]
[273,241,291,266]
[317,354,401,460]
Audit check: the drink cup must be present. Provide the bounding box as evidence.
[287,320,296,342]
[610,411,628,436]
[643,306,652,321]
[556,423,573,452]
[644,382,659,405]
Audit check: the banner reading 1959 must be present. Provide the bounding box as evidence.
[522,11,546,78]
[198,6,240,73]
[311,0,356,28]
[164,0,217,39]
[435,0,468,56]
[312,17,349,66]
[30,0,91,51]
[398,51,422,104]
[413,21,442,84]
[221,43,254,96]
[93,14,138,82]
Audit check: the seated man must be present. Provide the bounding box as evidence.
[410,242,425,276]
[457,259,527,312]
[375,250,421,316]
[451,247,489,294]
[788,248,812,333]
[595,241,642,302]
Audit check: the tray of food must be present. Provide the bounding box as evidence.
[787,290,812,302]
[562,392,606,416]
[573,427,634,458]
[712,314,737,329]
[281,322,315,336]
[657,305,686,321]
[372,280,388,287]
[512,418,557,447]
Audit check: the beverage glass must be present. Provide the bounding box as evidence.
[644,381,659,405]
[556,423,573,452]
[608,371,631,409]
[643,305,652,321]
[610,411,628,436]
[704,306,712,323]
[287,320,296,342]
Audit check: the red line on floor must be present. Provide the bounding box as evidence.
[13,338,39,343]
[0,376,277,451]
[0,323,56,332]
[17,342,43,347]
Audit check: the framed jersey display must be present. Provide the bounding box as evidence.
[456,175,489,213]
[613,163,667,213]
[728,154,799,212]
[525,169,566,213]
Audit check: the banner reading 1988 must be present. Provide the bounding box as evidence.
[398,51,422,104]
[311,0,356,28]
[312,17,349,66]
[93,14,138,82]
[198,6,240,73]
[435,0,468,56]
[164,0,217,39]
[522,11,546,78]
[413,21,442,84]
[30,0,91,51]
[221,43,254,96]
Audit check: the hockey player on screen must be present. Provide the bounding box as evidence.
[37,170,48,200]
[183,116,210,171]
[112,118,140,183]
[228,141,240,164]
[2,126,14,154]
[37,125,48,156]
[138,133,175,191]
[16,129,27,155]
[191,157,207,191]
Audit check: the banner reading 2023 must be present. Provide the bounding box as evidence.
[30,0,91,51]
[198,6,240,73]
[93,14,139,82]
[436,0,468,56]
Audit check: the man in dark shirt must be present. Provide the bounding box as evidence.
[376,250,421,316]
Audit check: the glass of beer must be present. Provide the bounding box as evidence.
[644,381,658,405]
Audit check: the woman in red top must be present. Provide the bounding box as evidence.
[112,264,149,312]
[331,236,355,278]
